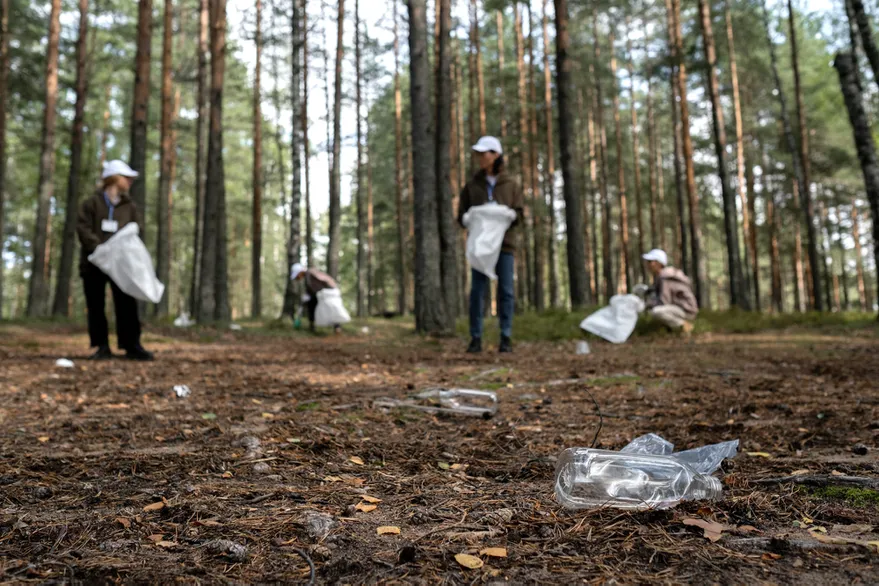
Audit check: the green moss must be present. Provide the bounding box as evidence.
[810,486,879,507]
[295,401,321,412]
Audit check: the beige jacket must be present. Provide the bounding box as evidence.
[647,267,699,317]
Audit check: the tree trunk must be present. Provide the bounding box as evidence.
[408,0,448,334]
[129,0,152,236]
[190,0,209,316]
[26,0,62,317]
[0,0,7,317]
[609,29,630,293]
[435,0,457,322]
[724,0,753,306]
[646,76,659,249]
[851,201,868,311]
[553,0,587,308]
[834,206,850,309]
[355,0,366,317]
[542,0,559,308]
[625,16,645,284]
[302,0,313,269]
[819,201,834,310]
[471,0,486,136]
[281,0,302,317]
[393,0,406,315]
[834,52,879,315]
[787,0,822,311]
[526,1,543,311]
[663,0,687,272]
[746,146,761,310]
[327,0,344,279]
[850,0,879,90]
[270,0,288,301]
[577,88,595,303]
[496,10,507,139]
[156,0,174,317]
[697,0,748,309]
[586,83,601,302]
[514,3,532,309]
[52,0,90,317]
[366,110,375,315]
[592,11,614,301]
[671,0,705,305]
[250,0,262,317]
[763,147,784,313]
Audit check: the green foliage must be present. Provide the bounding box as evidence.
[810,486,879,508]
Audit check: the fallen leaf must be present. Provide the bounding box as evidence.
[450,463,465,471]
[683,518,726,542]
[197,519,223,527]
[797,428,809,433]
[762,552,782,561]
[37,436,50,443]
[438,462,450,470]
[201,412,217,420]
[868,541,879,553]
[115,517,131,529]
[377,526,401,535]
[479,547,507,558]
[355,503,377,513]
[808,526,827,534]
[361,495,382,504]
[343,477,366,486]
[143,501,166,512]
[736,525,759,534]
[148,534,165,542]
[746,452,773,459]
[155,541,176,548]
[222,471,233,478]
[831,470,845,476]
[261,412,274,419]
[455,553,484,569]
[323,475,342,483]
[349,456,365,465]
[790,469,811,476]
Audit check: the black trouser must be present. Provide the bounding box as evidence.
[306,294,319,329]
[82,266,142,351]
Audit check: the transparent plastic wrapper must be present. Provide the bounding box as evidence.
[620,433,674,456]
[174,313,195,327]
[374,389,498,419]
[621,433,739,475]
[580,294,645,344]
[314,288,351,327]
[554,448,723,510]
[462,204,517,280]
[88,223,165,304]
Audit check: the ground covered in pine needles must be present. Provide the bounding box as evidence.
[1,319,878,584]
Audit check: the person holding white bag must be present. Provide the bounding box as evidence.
[457,136,525,354]
[290,263,347,333]
[76,160,154,361]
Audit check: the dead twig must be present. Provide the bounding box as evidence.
[754,475,879,490]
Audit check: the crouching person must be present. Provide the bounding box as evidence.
[642,249,698,334]
[290,263,343,334]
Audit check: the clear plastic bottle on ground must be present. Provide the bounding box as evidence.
[554,448,723,510]
[373,389,498,418]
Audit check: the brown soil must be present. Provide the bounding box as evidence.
[1,323,878,584]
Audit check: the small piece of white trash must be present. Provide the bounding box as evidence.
[576,341,591,355]
[55,358,75,368]
[229,323,243,331]
[174,385,192,398]
[361,327,370,334]
[174,313,195,327]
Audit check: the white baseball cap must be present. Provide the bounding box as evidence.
[102,160,140,179]
[290,263,306,280]
[472,136,503,155]
[642,249,669,267]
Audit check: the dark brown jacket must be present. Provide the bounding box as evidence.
[304,268,338,296]
[646,267,699,317]
[77,191,140,277]
[457,170,525,253]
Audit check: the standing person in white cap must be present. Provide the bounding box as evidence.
[290,263,341,333]
[642,248,698,334]
[457,136,525,353]
[76,160,154,360]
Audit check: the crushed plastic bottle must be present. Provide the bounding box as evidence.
[374,389,498,419]
[55,358,75,368]
[576,341,591,355]
[620,433,739,475]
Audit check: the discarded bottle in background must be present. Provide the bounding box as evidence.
[374,389,498,419]
[576,341,591,355]
[554,448,723,510]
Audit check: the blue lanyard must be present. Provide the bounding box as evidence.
[103,193,115,221]
[486,179,496,202]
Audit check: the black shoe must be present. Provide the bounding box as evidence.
[466,337,482,353]
[89,345,114,360]
[124,345,154,362]
[499,336,513,353]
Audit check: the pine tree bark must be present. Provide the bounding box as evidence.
[787,0,822,310]
[129,0,152,236]
[586,84,601,302]
[327,0,344,279]
[496,10,507,139]
[851,201,868,311]
[527,1,544,310]
[763,147,784,312]
[190,0,209,316]
[281,0,303,317]
[553,0,587,308]
[663,0,687,272]
[542,0,559,308]
[251,0,263,317]
[302,0,313,269]
[697,0,748,309]
[577,88,595,303]
[647,76,659,249]
[27,0,62,317]
[408,0,448,333]
[849,0,879,90]
[156,0,174,317]
[834,52,879,314]
[436,0,457,322]
[592,11,614,301]
[355,0,366,317]
[609,28,630,293]
[52,0,90,317]
[0,0,8,317]
[671,0,705,305]
[366,111,375,314]
[625,16,646,283]
[514,2,533,309]
[393,0,406,315]
[834,206,850,309]
[745,145,761,310]
[819,201,834,310]
[471,0,486,136]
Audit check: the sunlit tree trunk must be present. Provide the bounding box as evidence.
[355,0,366,317]
[156,0,175,317]
[0,0,7,316]
[190,0,209,316]
[663,0,687,272]
[851,201,868,311]
[526,1,544,310]
[393,0,406,315]
[27,0,62,317]
[647,76,658,250]
[625,16,645,283]
[578,87,596,303]
[592,10,613,301]
[281,0,302,317]
[745,144,761,310]
[327,0,344,279]
[53,0,90,317]
[514,2,533,309]
[834,206,850,309]
[542,0,559,308]
[471,0,486,136]
[609,28,630,293]
[302,0,313,269]
[763,147,784,313]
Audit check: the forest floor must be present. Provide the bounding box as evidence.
[1,317,878,584]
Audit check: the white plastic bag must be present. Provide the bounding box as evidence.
[314,288,351,327]
[88,223,165,304]
[462,203,517,280]
[579,294,645,344]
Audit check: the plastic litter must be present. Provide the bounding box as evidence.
[374,389,498,419]
[462,203,518,280]
[303,511,336,540]
[576,341,591,355]
[173,385,191,398]
[314,288,352,327]
[580,294,645,344]
[55,358,75,368]
[88,223,165,304]
[554,433,738,510]
[229,323,243,331]
[174,313,195,327]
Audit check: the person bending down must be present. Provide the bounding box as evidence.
[642,249,698,334]
[290,263,341,333]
